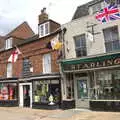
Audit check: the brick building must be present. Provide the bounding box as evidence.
[0,8,61,108]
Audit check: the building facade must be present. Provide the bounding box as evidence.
[60,0,120,111]
[0,8,61,109]
[0,22,35,106]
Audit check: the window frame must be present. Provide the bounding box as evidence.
[103,26,120,52]
[39,22,50,38]
[7,63,12,78]
[22,58,31,77]
[43,53,51,74]
[74,34,87,57]
[5,38,12,50]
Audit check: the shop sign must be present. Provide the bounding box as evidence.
[63,57,120,71]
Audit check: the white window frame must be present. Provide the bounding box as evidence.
[39,22,49,38]
[5,38,12,50]
[7,63,12,78]
[43,53,51,74]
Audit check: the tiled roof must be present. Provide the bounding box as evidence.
[17,27,61,46]
[5,21,35,39]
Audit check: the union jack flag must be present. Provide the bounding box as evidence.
[95,5,120,23]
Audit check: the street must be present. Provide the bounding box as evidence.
[0,107,120,120]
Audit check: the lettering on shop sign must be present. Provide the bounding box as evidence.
[63,58,120,71]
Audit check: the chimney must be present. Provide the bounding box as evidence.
[38,8,48,24]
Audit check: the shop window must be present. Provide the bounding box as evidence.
[33,80,60,104]
[103,26,120,52]
[74,34,87,57]
[89,70,120,100]
[66,73,74,99]
[43,53,51,73]
[0,83,18,100]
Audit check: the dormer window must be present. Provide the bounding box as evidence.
[39,22,49,38]
[89,1,106,15]
[5,38,12,50]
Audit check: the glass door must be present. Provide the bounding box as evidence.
[75,78,89,108]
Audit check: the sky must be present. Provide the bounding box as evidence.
[0,0,91,35]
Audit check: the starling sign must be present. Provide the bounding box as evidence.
[61,53,120,72]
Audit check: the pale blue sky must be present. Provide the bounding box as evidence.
[0,0,91,35]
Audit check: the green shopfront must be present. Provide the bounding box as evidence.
[61,53,120,111]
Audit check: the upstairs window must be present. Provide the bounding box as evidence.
[103,26,120,52]
[74,34,87,57]
[43,53,51,73]
[39,22,49,38]
[89,1,105,15]
[5,38,12,50]
[7,63,12,78]
[22,58,32,77]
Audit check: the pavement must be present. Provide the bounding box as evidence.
[0,107,120,120]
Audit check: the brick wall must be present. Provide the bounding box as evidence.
[0,33,60,78]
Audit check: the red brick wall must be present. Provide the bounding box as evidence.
[0,33,60,78]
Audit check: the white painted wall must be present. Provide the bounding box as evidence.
[62,14,120,59]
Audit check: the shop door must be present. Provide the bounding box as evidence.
[75,78,89,108]
[19,83,32,108]
[23,85,30,107]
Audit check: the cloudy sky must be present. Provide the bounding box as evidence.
[0,0,91,35]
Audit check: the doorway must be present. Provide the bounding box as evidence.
[74,77,89,108]
[19,83,32,108]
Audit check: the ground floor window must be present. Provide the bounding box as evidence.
[33,80,60,104]
[90,69,120,100]
[66,73,74,99]
[0,83,18,100]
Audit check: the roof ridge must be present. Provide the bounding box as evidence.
[6,21,34,37]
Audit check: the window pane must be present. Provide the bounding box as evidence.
[90,70,120,100]
[22,58,31,77]
[75,39,80,48]
[103,26,120,52]
[40,25,44,36]
[45,23,49,34]
[77,80,88,99]
[0,83,18,100]
[74,34,87,57]
[103,26,119,42]
[105,42,112,52]
[7,63,12,77]
[113,40,120,50]
[5,38,12,49]
[33,80,60,104]
[43,54,51,73]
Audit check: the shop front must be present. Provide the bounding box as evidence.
[0,78,18,107]
[61,52,120,111]
[32,73,61,109]
[19,73,61,109]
